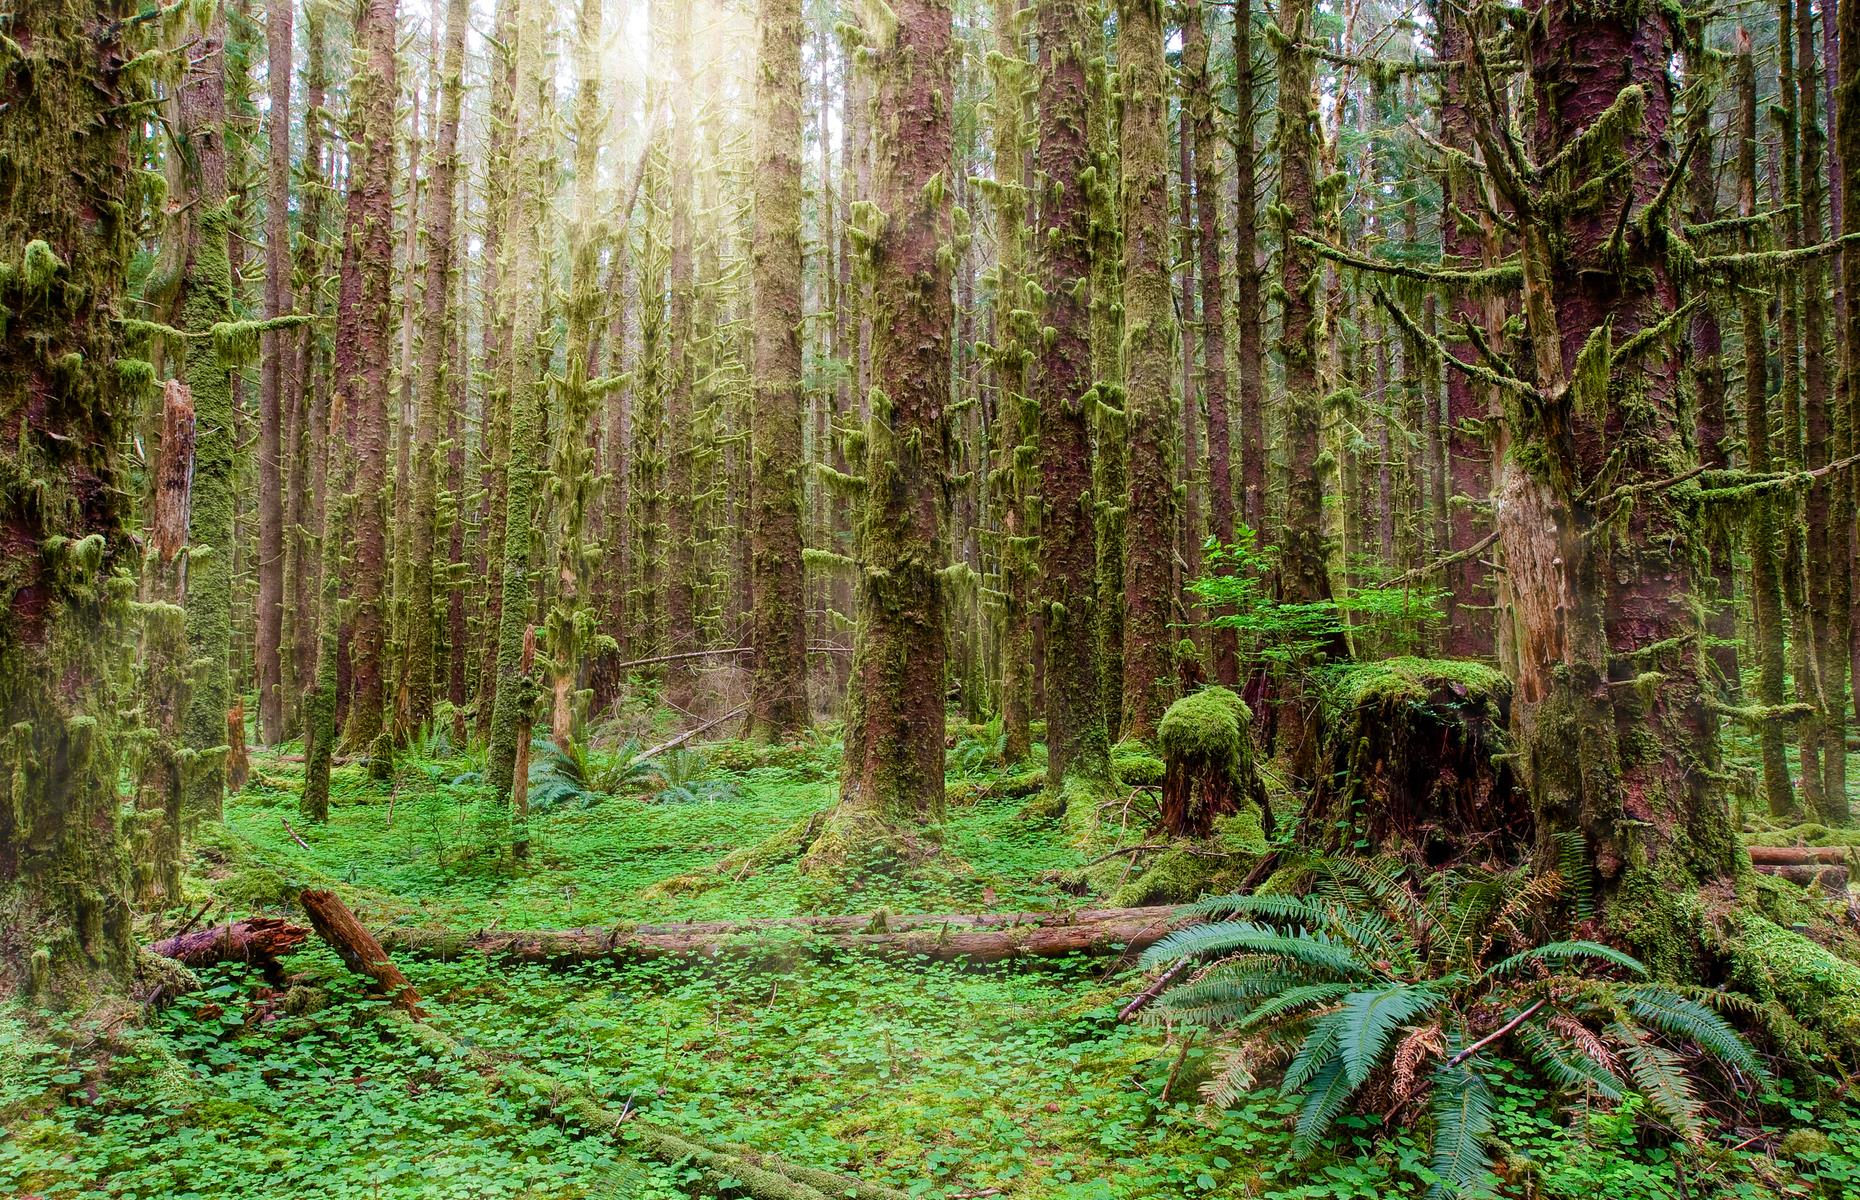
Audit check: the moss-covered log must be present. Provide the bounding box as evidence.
[379,904,1191,964]
[1311,658,1526,866]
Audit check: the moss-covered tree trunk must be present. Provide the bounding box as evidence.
[1233,0,1266,544]
[172,0,237,820]
[1116,0,1179,741]
[139,383,197,903]
[1489,0,1740,966]
[405,0,467,736]
[747,0,810,740]
[1087,16,1125,740]
[806,0,954,870]
[257,0,294,745]
[1736,38,1797,818]
[1796,0,1851,823]
[1434,2,1497,659]
[0,0,146,997]
[1184,0,1237,686]
[1035,0,1110,787]
[484,0,549,829]
[1840,0,1860,793]
[336,0,400,763]
[663,0,699,693]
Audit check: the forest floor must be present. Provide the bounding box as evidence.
[5,719,1860,1198]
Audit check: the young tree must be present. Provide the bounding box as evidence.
[0,0,148,997]
[807,0,955,869]
[747,0,810,739]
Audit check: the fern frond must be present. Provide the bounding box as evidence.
[1291,1055,1360,1158]
[1613,1020,1703,1138]
[1140,922,1368,977]
[1283,1010,1345,1091]
[1488,940,1646,980]
[1187,893,1340,926]
[1427,1059,1497,1198]
[1515,1020,1626,1100]
[1338,984,1449,1087]
[1231,982,1355,1032]
[1157,969,1327,1026]
[1200,1044,1262,1107]
[1555,831,1594,918]
[1625,986,1767,1080]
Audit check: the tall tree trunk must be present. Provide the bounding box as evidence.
[1087,14,1125,739]
[1491,0,1740,957]
[484,0,549,839]
[1434,3,1497,658]
[748,0,811,740]
[1234,0,1266,544]
[336,0,400,764]
[289,5,332,716]
[407,0,467,737]
[806,0,954,870]
[1185,0,1237,685]
[175,0,237,819]
[1117,0,1180,740]
[663,0,699,686]
[257,0,294,745]
[1842,0,1860,756]
[1036,0,1111,787]
[0,0,146,996]
[1738,35,1798,818]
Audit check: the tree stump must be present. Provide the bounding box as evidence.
[1311,657,1525,866]
[1157,686,1267,839]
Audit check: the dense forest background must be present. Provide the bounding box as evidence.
[10,0,1860,1194]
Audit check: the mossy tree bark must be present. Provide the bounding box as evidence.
[807,0,954,870]
[1035,0,1110,787]
[1086,15,1125,739]
[987,0,1036,763]
[1183,0,1237,687]
[663,0,700,692]
[0,0,146,998]
[1233,0,1266,544]
[335,0,400,763]
[1796,0,1851,823]
[1483,0,1741,963]
[257,0,294,745]
[484,0,549,824]
[1841,0,1860,790]
[1116,0,1180,741]
[747,0,810,741]
[406,0,468,735]
[1735,37,1797,819]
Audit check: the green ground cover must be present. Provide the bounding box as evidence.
[4,732,1859,1199]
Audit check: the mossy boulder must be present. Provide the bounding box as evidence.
[1312,656,1525,867]
[1112,740,1165,789]
[1156,687,1266,840]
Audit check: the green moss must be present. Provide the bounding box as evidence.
[1111,739,1164,788]
[1725,913,1860,1054]
[1110,846,1224,907]
[1214,807,1268,857]
[1156,687,1251,762]
[1325,656,1510,711]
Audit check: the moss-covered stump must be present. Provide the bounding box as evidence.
[1312,657,1525,866]
[1156,687,1266,840]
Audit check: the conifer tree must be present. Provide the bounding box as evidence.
[807,0,955,869]
[1116,0,1180,740]
[747,0,810,739]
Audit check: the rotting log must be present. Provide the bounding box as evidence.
[299,888,426,1015]
[150,918,308,970]
[1746,845,1852,866]
[378,905,1193,965]
[1754,864,1850,892]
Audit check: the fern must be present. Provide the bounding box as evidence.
[1427,1059,1497,1197]
[1141,922,1368,976]
[1614,1020,1703,1137]
[1282,1010,1345,1092]
[1514,1021,1626,1100]
[1625,986,1767,1081]
[1338,984,1448,1087]
[1488,940,1646,979]
[1554,831,1594,918]
[1291,1056,1358,1156]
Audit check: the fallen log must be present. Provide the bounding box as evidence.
[1747,845,1852,866]
[1752,863,1850,893]
[149,918,309,980]
[379,905,1193,965]
[299,888,426,1016]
